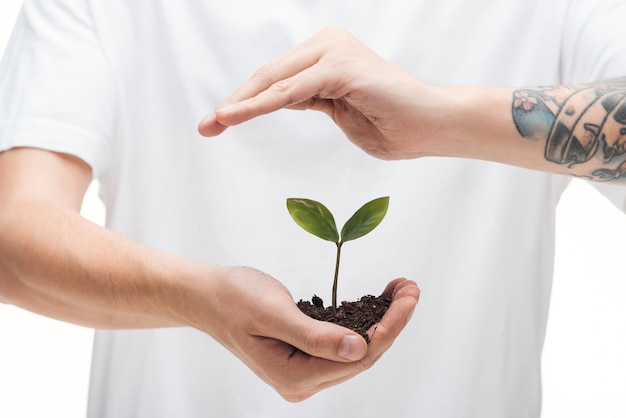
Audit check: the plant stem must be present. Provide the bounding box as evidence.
[332,241,343,314]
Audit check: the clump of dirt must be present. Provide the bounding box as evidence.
[296,294,391,343]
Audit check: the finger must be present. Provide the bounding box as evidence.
[198,60,342,137]
[276,345,370,401]
[382,277,421,301]
[197,73,315,137]
[196,111,229,137]
[282,280,420,399]
[226,48,321,105]
[268,303,369,363]
[242,335,370,402]
[275,280,418,371]
[270,279,419,364]
[380,277,409,298]
[197,26,361,137]
[197,38,323,137]
[364,279,419,363]
[220,26,347,105]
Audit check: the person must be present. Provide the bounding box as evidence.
[0,0,420,409]
[0,2,624,418]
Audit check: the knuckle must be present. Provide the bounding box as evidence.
[279,388,310,403]
[262,78,297,108]
[272,82,302,108]
[320,25,349,40]
[358,354,375,371]
[302,330,328,355]
[269,78,293,96]
[252,63,278,85]
[274,381,311,403]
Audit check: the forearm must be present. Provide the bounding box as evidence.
[0,199,211,329]
[436,77,626,181]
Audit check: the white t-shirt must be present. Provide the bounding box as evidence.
[1,1,625,417]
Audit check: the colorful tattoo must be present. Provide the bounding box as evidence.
[512,77,626,181]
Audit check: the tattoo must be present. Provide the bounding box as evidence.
[512,77,626,181]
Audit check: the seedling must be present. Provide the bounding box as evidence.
[286,196,389,314]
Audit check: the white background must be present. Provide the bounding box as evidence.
[1,1,625,417]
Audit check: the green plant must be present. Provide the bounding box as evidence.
[286,196,389,314]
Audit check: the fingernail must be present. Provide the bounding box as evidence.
[339,335,365,361]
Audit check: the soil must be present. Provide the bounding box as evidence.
[296,294,391,343]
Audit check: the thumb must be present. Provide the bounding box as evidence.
[273,306,368,362]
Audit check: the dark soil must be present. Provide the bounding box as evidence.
[296,294,391,343]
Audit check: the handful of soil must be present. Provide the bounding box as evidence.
[296,294,391,343]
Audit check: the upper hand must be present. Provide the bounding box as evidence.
[197,26,440,160]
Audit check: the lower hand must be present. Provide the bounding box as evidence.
[194,266,419,402]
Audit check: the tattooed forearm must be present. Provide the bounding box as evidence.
[512,77,626,181]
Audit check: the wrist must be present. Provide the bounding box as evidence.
[160,260,221,330]
[433,84,546,168]
[431,85,502,159]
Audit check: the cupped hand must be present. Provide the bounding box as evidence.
[198,26,441,160]
[196,266,419,402]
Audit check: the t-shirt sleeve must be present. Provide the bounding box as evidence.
[561,0,626,83]
[0,0,115,178]
[590,182,626,212]
[561,0,626,211]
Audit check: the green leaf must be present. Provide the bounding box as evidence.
[286,198,339,243]
[340,196,389,243]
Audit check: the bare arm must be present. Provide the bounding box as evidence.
[510,79,626,181]
[0,147,198,328]
[0,147,419,401]
[198,27,626,183]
